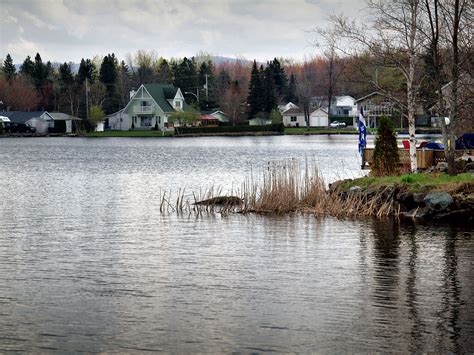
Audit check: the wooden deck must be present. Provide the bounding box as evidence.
[362,148,473,170]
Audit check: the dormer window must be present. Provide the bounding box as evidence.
[175,100,182,109]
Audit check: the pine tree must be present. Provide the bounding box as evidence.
[99,53,119,113]
[173,57,198,104]
[156,58,172,84]
[198,60,216,110]
[77,58,96,85]
[33,53,50,89]
[19,55,35,82]
[270,58,288,102]
[286,73,297,103]
[247,60,263,118]
[262,65,277,113]
[3,54,16,83]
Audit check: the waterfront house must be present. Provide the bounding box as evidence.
[282,106,329,127]
[355,92,396,128]
[111,84,197,131]
[282,106,306,127]
[0,111,54,133]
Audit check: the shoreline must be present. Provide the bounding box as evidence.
[0,127,442,138]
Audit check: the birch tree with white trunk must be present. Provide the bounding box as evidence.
[328,0,426,172]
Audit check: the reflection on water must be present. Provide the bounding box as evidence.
[0,137,473,352]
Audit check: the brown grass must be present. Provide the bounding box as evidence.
[161,159,399,218]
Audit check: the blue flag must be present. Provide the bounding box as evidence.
[358,108,367,156]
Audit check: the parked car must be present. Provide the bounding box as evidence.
[330,121,347,128]
[4,122,37,133]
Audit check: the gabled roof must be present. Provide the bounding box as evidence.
[355,91,385,103]
[282,107,304,115]
[49,112,82,120]
[0,111,52,123]
[311,107,328,114]
[143,84,197,113]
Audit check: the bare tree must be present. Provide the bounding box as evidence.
[296,61,317,130]
[329,0,427,172]
[422,0,472,174]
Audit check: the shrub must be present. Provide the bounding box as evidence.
[372,116,400,176]
[0,122,3,134]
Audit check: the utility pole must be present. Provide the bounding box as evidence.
[85,77,90,121]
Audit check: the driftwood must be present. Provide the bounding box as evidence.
[193,196,243,206]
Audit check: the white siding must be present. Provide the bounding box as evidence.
[283,113,306,127]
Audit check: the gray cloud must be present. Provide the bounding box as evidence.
[1,0,366,64]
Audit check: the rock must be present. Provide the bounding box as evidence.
[397,191,415,209]
[433,162,448,173]
[194,196,243,206]
[413,192,426,204]
[349,186,361,192]
[463,162,474,173]
[329,179,352,193]
[401,207,431,219]
[424,192,454,211]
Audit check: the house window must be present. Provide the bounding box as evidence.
[175,100,182,109]
[291,116,297,122]
[158,116,161,124]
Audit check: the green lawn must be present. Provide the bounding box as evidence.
[342,172,474,192]
[87,130,174,137]
[285,127,358,135]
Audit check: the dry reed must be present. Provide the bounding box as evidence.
[160,159,399,219]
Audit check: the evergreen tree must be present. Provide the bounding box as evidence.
[372,116,400,176]
[118,60,132,106]
[19,55,35,81]
[247,60,263,118]
[286,73,298,103]
[77,58,96,84]
[156,58,172,84]
[59,62,74,86]
[198,60,216,110]
[270,58,288,101]
[99,53,119,113]
[173,57,198,104]
[3,54,16,83]
[262,65,277,113]
[33,53,50,89]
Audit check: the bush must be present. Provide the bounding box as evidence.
[0,122,3,134]
[372,116,400,176]
[175,124,284,135]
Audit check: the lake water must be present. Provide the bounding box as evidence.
[0,136,473,352]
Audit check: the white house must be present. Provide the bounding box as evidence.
[107,109,130,131]
[282,106,329,127]
[310,95,357,120]
[118,84,197,130]
[282,107,306,127]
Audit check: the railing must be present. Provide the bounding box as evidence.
[133,106,154,114]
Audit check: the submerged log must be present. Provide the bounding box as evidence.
[194,196,243,206]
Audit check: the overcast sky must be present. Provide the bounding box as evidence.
[1,0,366,64]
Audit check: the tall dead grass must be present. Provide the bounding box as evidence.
[160,159,398,218]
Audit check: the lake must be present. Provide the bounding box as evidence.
[0,136,472,352]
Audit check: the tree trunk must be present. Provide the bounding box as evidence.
[407,1,419,173]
